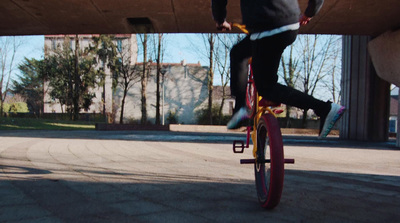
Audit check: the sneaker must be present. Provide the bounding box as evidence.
[318,103,345,138]
[227,107,250,129]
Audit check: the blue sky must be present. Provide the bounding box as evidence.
[136,34,210,65]
[15,34,208,66]
[14,35,45,63]
[9,33,342,102]
[11,34,217,84]
[0,35,44,86]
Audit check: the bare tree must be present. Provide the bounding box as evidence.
[73,35,80,120]
[295,34,341,126]
[0,37,22,116]
[190,33,244,124]
[321,38,342,104]
[153,34,166,125]
[206,34,216,124]
[279,44,301,126]
[116,36,140,124]
[197,34,217,124]
[140,34,149,124]
[214,34,244,123]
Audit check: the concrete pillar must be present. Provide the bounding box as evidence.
[397,89,400,147]
[368,30,400,146]
[340,36,390,141]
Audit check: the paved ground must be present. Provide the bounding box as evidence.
[0,130,399,222]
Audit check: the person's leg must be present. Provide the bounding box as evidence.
[251,30,330,117]
[251,30,345,137]
[226,36,252,129]
[230,36,252,112]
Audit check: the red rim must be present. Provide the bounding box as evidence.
[254,113,284,209]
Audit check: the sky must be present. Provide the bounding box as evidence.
[9,34,222,85]
[136,34,210,66]
[13,34,209,67]
[7,33,346,102]
[14,35,45,64]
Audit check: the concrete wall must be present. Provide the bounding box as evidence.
[368,29,400,87]
[113,63,210,124]
[340,36,390,141]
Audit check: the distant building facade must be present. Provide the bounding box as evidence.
[114,61,232,124]
[43,35,233,124]
[389,86,399,133]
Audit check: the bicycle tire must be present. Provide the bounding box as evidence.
[254,113,284,209]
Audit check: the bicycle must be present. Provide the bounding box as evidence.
[232,23,295,209]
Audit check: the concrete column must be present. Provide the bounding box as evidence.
[340,36,390,141]
[397,89,400,147]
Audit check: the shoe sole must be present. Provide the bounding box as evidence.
[227,108,250,129]
[319,106,345,138]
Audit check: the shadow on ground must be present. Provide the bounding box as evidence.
[1,163,400,222]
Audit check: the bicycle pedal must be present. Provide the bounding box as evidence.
[240,159,255,164]
[284,159,295,164]
[233,140,245,153]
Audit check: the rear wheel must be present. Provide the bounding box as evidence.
[254,113,284,209]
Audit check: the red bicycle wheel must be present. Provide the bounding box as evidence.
[254,113,284,209]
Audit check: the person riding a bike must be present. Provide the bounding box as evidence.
[211,0,345,138]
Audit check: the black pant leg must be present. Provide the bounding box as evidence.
[251,30,330,117]
[230,36,252,112]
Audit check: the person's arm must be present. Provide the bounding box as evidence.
[304,0,324,17]
[211,0,231,30]
[300,0,324,26]
[211,0,227,25]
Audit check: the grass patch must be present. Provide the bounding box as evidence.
[0,117,97,130]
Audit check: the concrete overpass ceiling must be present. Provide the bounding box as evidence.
[1,0,399,36]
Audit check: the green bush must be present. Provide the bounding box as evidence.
[3,102,29,114]
[195,105,231,125]
[167,111,178,124]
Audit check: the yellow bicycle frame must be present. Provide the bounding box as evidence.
[250,93,277,158]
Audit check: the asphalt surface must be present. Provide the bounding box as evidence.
[0,130,399,222]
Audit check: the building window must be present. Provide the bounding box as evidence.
[51,39,57,50]
[117,39,122,52]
